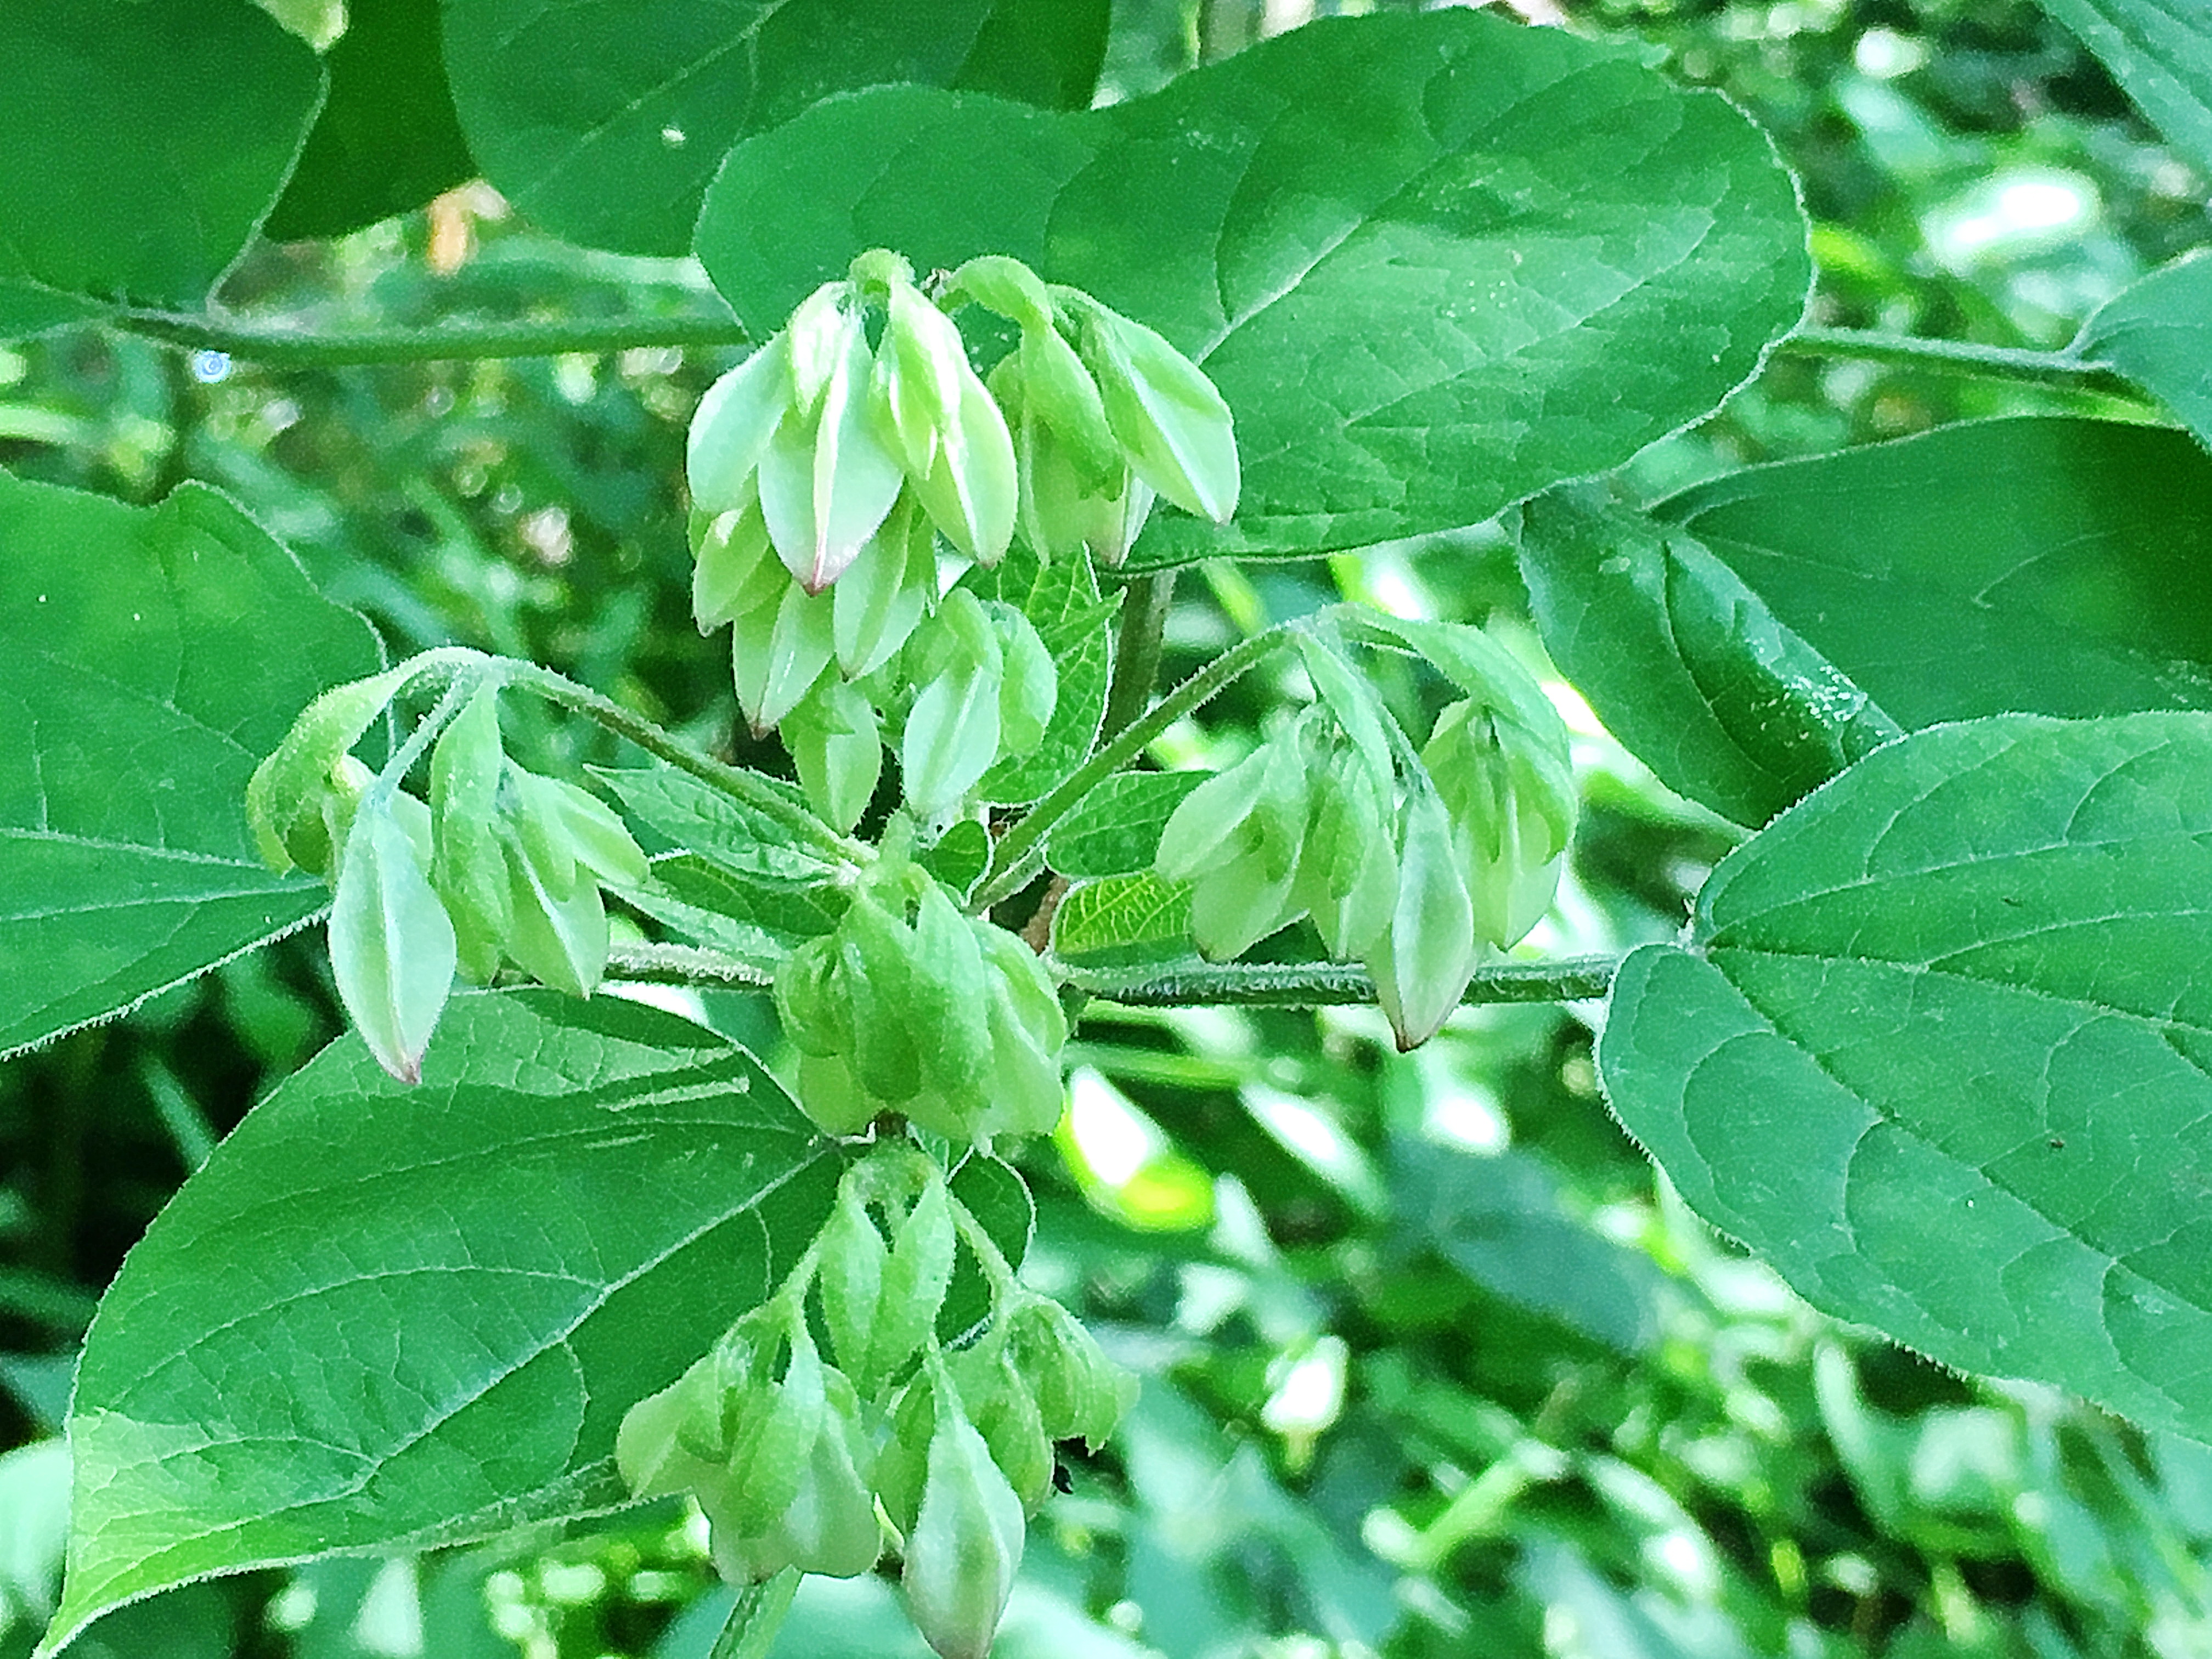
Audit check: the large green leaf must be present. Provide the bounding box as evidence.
[42,990,837,1655]
[697,9,1810,567]
[0,0,324,338]
[441,0,1109,256]
[1517,486,1905,827]
[264,0,477,241]
[2036,0,2212,174]
[2079,254,2212,452]
[1643,417,2212,730]
[0,476,380,1058]
[1601,713,2212,1442]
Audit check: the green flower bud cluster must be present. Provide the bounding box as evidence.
[687,250,1235,834]
[247,676,646,1082]
[775,859,1066,1143]
[618,1151,1137,1659]
[1154,623,1577,1051]
[948,253,1238,567]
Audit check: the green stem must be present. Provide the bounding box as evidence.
[115,307,752,368]
[707,1568,800,1659]
[604,941,773,988]
[1774,326,2131,394]
[945,1187,1023,1304]
[1060,953,1620,1009]
[973,620,1295,912]
[1101,569,1176,741]
[502,661,864,866]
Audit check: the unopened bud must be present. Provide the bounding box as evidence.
[902,1379,1027,1659]
[329,793,458,1085]
[834,493,937,679]
[1065,296,1238,524]
[1364,782,1478,1051]
[785,676,883,834]
[689,332,797,515]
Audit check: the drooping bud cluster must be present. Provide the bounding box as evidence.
[618,1149,1137,1659]
[247,675,646,1082]
[686,249,1236,833]
[1154,621,1576,1051]
[775,859,1067,1142]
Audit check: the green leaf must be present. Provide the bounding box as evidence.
[1047,771,1206,879]
[1600,712,2212,1443]
[440,0,1109,257]
[263,0,477,241]
[2078,253,2212,452]
[1050,873,1194,969]
[919,818,992,900]
[1644,417,2212,731]
[698,9,1808,565]
[590,764,837,885]
[611,855,847,974]
[978,551,1118,806]
[2035,0,2212,175]
[0,476,380,1058]
[1518,486,1904,826]
[940,1156,1034,1344]
[43,990,837,1655]
[0,0,324,337]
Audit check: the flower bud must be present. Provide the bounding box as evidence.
[951,1345,1054,1515]
[689,332,796,515]
[691,487,789,634]
[874,280,1017,566]
[1006,1297,1136,1450]
[944,254,1053,331]
[867,1176,955,1394]
[837,890,927,1104]
[834,492,937,679]
[816,1185,888,1380]
[1066,296,1238,524]
[784,676,883,834]
[757,292,905,593]
[988,600,1058,762]
[329,792,459,1085]
[721,1322,828,1540]
[993,353,1154,567]
[973,923,1067,1139]
[1015,322,1120,485]
[617,1345,738,1500]
[499,819,611,999]
[900,591,1006,825]
[1424,699,1576,950]
[727,1364,881,1579]
[1293,740,1398,962]
[1157,731,1312,960]
[776,935,853,1059]
[732,578,836,734]
[795,1050,881,1138]
[1364,782,1479,1052]
[902,1379,1028,1659]
[428,685,514,985]
[908,881,995,1107]
[247,665,411,875]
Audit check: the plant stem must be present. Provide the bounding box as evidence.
[604,941,772,987]
[115,307,752,367]
[1102,569,1176,740]
[972,620,1295,912]
[1774,326,2131,394]
[1060,953,1620,1008]
[503,662,865,866]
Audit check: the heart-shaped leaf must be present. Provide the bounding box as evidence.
[1602,712,2212,1442]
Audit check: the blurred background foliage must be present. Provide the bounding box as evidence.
[2,0,2208,1655]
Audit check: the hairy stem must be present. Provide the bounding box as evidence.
[972,620,1295,912]
[604,941,773,988]
[115,307,752,368]
[1773,326,2132,394]
[1101,569,1176,740]
[503,662,865,865]
[1060,953,1621,1008]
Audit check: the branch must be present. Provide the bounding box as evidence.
[605,942,774,988]
[1062,953,1620,1008]
[1773,326,2132,394]
[972,620,1295,912]
[114,307,752,367]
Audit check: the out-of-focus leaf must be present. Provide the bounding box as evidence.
[2036,0,2212,174]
